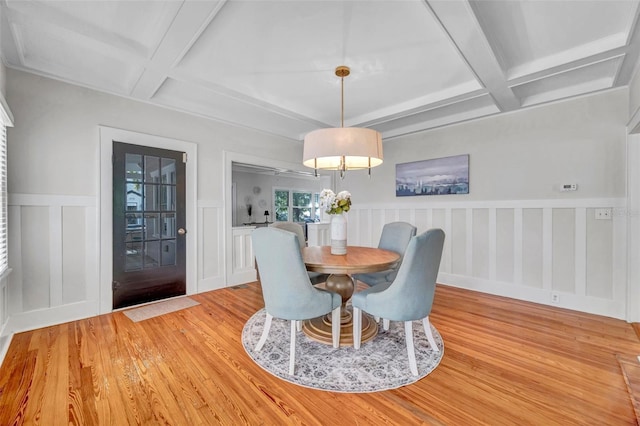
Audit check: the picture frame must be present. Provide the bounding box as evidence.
[396,154,469,197]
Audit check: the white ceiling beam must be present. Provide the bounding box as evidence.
[426,0,521,112]
[614,6,640,85]
[166,69,328,129]
[508,49,628,88]
[357,88,488,128]
[130,0,228,99]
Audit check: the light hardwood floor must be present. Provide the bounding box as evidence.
[1,283,639,425]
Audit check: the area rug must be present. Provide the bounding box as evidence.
[123,297,199,322]
[242,308,444,393]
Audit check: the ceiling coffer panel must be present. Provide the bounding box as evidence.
[471,0,639,79]
[175,0,480,126]
[9,21,143,94]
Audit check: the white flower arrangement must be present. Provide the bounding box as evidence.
[319,189,352,215]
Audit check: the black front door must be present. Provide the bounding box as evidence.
[112,142,186,309]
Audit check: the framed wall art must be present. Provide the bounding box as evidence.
[396,154,469,197]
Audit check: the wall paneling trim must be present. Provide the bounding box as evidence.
[346,198,627,320]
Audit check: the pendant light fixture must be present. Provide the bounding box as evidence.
[302,66,383,178]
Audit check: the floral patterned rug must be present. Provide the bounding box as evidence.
[242,308,444,393]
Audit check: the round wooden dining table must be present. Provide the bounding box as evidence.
[301,246,400,346]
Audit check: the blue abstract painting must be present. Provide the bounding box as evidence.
[396,154,469,197]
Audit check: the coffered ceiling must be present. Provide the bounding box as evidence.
[1,0,639,141]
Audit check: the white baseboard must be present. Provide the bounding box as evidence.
[228,270,257,286]
[198,276,227,292]
[0,333,12,368]
[0,316,12,368]
[438,273,625,320]
[5,300,99,336]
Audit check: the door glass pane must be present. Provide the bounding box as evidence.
[145,156,160,183]
[161,158,176,184]
[161,185,175,211]
[144,184,159,211]
[125,213,143,242]
[144,241,160,269]
[125,242,142,271]
[126,183,142,211]
[162,213,176,238]
[144,213,160,240]
[161,240,176,266]
[125,154,142,182]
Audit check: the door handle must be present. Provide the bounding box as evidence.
[178,228,187,235]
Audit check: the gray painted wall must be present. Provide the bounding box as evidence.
[340,88,627,202]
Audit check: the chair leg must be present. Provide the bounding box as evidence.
[374,316,380,322]
[331,306,341,348]
[422,316,439,352]
[353,307,362,349]
[289,320,296,375]
[255,312,273,352]
[296,320,302,332]
[404,321,419,376]
[383,318,390,331]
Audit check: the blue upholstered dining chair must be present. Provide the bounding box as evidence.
[269,221,329,285]
[353,221,417,287]
[352,228,445,376]
[251,227,341,375]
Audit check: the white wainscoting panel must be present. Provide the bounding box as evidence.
[5,194,99,335]
[308,222,330,247]
[348,198,627,320]
[230,226,256,285]
[198,201,225,291]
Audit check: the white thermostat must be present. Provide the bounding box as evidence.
[560,183,577,192]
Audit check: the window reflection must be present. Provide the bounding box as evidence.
[144,241,160,268]
[161,158,176,184]
[125,154,142,182]
[145,156,160,183]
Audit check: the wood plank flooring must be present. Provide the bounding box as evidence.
[1,283,639,425]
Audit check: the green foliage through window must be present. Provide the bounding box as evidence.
[274,190,289,221]
[274,189,320,223]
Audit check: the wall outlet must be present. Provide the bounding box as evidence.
[595,208,612,220]
[560,183,577,192]
[551,292,560,304]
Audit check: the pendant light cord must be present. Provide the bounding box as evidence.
[340,74,344,128]
[339,71,346,178]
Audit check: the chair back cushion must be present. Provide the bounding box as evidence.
[357,228,445,321]
[269,222,306,250]
[378,222,417,254]
[252,227,339,319]
[376,221,417,282]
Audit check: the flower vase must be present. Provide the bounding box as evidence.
[330,213,347,255]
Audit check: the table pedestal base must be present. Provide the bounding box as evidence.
[303,309,378,347]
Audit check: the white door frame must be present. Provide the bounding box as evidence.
[99,126,198,314]
[628,132,640,322]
